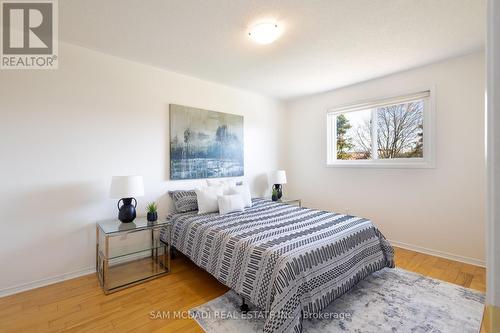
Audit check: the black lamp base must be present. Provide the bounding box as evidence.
[272,184,283,201]
[117,197,137,223]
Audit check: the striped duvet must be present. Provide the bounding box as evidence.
[161,198,394,333]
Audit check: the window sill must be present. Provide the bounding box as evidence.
[326,160,435,169]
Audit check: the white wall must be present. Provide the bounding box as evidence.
[0,43,284,295]
[284,52,485,264]
[486,0,500,307]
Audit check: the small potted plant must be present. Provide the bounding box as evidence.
[146,202,158,222]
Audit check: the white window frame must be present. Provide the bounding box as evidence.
[326,88,435,168]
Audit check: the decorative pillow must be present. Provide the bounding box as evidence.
[226,183,252,208]
[195,186,224,214]
[168,190,198,213]
[218,194,245,215]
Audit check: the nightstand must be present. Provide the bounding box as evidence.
[278,198,302,207]
[96,217,171,294]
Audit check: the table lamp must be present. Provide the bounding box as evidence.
[269,170,287,201]
[110,176,144,223]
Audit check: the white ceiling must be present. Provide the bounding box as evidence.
[60,0,486,100]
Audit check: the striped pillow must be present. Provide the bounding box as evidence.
[168,190,198,213]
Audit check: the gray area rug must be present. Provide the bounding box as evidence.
[190,268,485,333]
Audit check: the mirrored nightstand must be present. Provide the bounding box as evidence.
[263,197,302,207]
[96,217,171,294]
[277,198,302,207]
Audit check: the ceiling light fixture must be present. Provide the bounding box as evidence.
[248,22,281,45]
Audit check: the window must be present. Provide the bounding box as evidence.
[327,90,434,167]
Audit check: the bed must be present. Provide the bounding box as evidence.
[160,198,394,333]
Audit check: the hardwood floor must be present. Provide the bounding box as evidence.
[0,247,486,333]
[394,247,485,292]
[480,305,500,333]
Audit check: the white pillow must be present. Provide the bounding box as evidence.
[206,179,237,193]
[226,184,252,208]
[218,194,245,215]
[195,186,223,214]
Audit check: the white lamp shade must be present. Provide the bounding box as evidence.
[109,176,144,198]
[269,170,287,185]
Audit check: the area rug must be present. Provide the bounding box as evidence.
[189,268,485,333]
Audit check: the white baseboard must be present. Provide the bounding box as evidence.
[0,267,95,298]
[0,252,153,298]
[389,239,486,267]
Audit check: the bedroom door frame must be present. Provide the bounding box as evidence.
[486,0,500,310]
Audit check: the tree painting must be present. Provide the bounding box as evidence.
[183,128,192,158]
[215,125,228,160]
[170,104,244,180]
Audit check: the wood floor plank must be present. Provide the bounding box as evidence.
[0,247,486,333]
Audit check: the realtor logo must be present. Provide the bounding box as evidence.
[1,0,58,69]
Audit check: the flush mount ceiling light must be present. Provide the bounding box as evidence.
[248,22,281,45]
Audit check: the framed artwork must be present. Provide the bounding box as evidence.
[169,104,244,180]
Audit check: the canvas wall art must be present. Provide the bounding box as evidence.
[169,104,244,180]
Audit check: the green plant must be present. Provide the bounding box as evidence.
[146,202,158,214]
